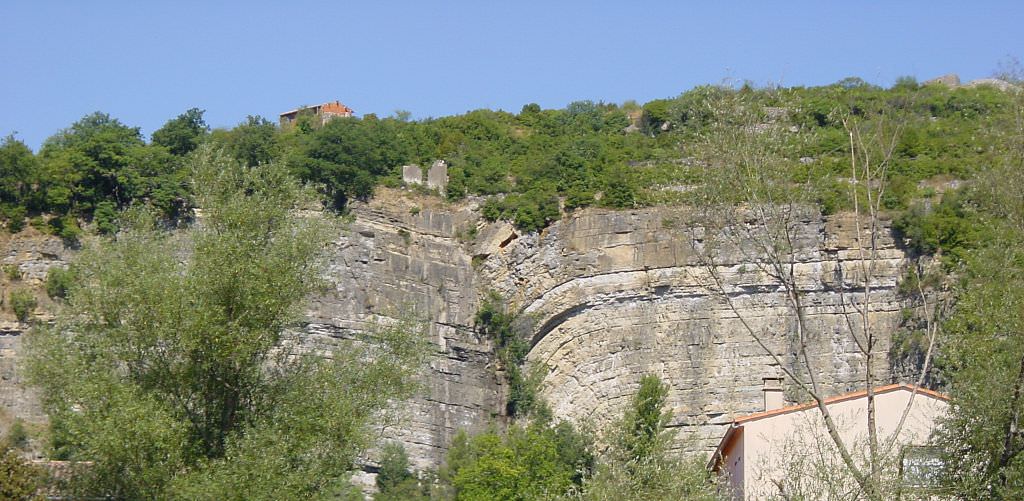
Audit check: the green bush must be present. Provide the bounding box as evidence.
[93,201,119,235]
[29,217,48,233]
[10,289,36,322]
[50,215,82,243]
[0,448,44,501]
[1,205,26,233]
[892,191,980,265]
[1,419,29,451]
[46,267,75,299]
[374,443,428,500]
[2,264,20,281]
[444,422,595,501]
[475,292,540,417]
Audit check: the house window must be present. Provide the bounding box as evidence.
[901,445,943,489]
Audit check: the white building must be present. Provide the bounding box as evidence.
[709,383,949,500]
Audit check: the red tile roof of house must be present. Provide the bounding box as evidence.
[320,101,353,115]
[279,101,354,117]
[734,383,948,425]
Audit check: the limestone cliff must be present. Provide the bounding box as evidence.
[0,189,906,470]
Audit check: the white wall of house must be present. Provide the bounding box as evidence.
[727,388,947,500]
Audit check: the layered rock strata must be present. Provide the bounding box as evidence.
[481,208,902,452]
[0,191,905,470]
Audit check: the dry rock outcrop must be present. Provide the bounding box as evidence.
[0,189,907,470]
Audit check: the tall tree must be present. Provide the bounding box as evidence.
[152,108,209,156]
[218,115,280,167]
[36,111,186,220]
[0,135,38,207]
[937,81,1024,499]
[581,375,721,501]
[26,146,424,500]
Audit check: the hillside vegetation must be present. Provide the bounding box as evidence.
[1,77,1011,243]
[6,75,1024,499]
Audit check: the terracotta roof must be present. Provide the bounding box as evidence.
[279,101,354,117]
[708,384,948,472]
[735,383,948,425]
[320,101,353,114]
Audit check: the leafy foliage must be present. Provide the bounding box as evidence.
[936,86,1024,499]
[9,288,36,322]
[474,292,543,418]
[25,147,424,499]
[938,241,1024,499]
[444,422,595,501]
[151,108,209,156]
[441,374,720,501]
[0,448,45,501]
[2,79,1016,240]
[374,442,430,500]
[1,419,30,452]
[578,375,721,501]
[893,190,981,265]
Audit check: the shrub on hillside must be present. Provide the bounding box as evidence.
[45,267,75,299]
[10,289,36,322]
[2,206,27,233]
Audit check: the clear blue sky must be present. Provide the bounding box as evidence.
[2,1,1022,150]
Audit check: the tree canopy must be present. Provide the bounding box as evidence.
[25,146,424,499]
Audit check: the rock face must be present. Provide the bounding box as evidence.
[303,191,502,471]
[0,229,73,427]
[922,73,1016,92]
[0,191,907,470]
[482,208,902,452]
[302,195,905,466]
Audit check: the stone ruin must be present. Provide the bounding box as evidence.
[402,160,448,192]
[426,160,448,192]
[402,164,423,186]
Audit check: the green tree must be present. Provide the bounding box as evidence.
[580,375,721,501]
[0,448,44,501]
[213,115,280,167]
[289,116,414,209]
[446,422,594,501]
[34,112,187,221]
[936,84,1024,499]
[39,112,146,212]
[0,135,39,212]
[619,375,671,463]
[152,108,209,156]
[936,242,1024,499]
[92,200,118,235]
[26,146,425,500]
[374,443,429,500]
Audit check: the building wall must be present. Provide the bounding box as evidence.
[725,428,745,498]
[738,389,947,500]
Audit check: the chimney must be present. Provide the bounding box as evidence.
[763,377,784,411]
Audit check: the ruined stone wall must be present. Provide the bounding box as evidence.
[0,190,906,469]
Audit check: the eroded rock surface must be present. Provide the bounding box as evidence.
[0,229,71,427]
[481,208,902,452]
[0,190,906,469]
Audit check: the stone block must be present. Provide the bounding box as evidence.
[426,160,448,191]
[402,164,423,185]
